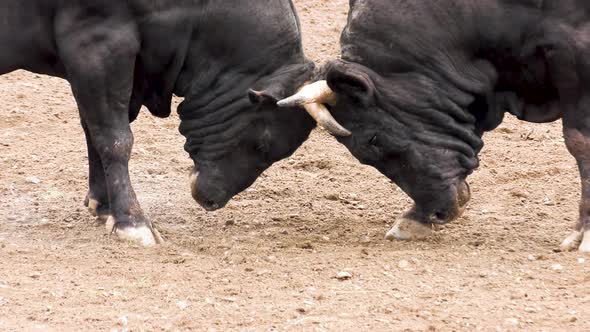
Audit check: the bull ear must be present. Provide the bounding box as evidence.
[248,62,316,105]
[326,60,376,106]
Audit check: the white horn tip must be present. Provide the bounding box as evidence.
[326,127,352,137]
[277,96,304,107]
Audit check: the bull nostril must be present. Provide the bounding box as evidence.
[203,200,220,210]
[457,181,471,206]
[431,211,448,224]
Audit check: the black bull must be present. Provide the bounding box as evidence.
[279,0,590,251]
[0,0,321,245]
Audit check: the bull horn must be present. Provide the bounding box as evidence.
[303,102,352,137]
[277,80,337,107]
[278,80,351,137]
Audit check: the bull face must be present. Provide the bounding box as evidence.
[285,60,482,230]
[179,63,317,211]
[188,103,316,211]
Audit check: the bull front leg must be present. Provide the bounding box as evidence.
[85,120,163,246]
[561,125,590,252]
[57,18,163,246]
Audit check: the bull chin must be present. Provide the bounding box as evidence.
[386,181,471,241]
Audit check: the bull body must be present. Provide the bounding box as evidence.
[319,0,590,251]
[0,0,317,245]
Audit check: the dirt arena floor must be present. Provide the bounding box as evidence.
[1,1,589,331]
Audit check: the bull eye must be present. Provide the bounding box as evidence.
[257,129,271,154]
[369,134,378,146]
[255,137,272,160]
[256,141,269,153]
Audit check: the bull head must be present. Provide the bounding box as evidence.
[278,60,482,242]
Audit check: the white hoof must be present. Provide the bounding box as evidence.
[579,230,590,253]
[559,230,583,252]
[88,198,110,222]
[87,198,100,217]
[105,216,163,246]
[385,217,433,241]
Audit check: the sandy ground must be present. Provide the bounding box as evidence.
[1,1,589,331]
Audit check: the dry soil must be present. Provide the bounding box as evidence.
[0,1,589,331]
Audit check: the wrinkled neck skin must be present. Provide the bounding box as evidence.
[330,0,577,223]
[175,51,312,164]
[173,0,307,151]
[176,72,263,162]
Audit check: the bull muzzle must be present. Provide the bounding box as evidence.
[386,181,472,241]
[190,169,221,211]
[429,181,471,224]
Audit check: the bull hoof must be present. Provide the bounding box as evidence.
[105,216,164,246]
[580,231,590,253]
[385,218,433,241]
[559,230,583,252]
[85,197,110,222]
